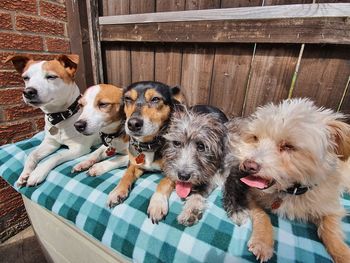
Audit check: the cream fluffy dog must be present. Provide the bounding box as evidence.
[223,98,350,262]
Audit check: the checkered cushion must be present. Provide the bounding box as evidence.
[1,132,349,262]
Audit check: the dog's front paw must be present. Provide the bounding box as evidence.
[16,171,31,187]
[248,237,274,262]
[26,167,49,186]
[106,187,129,208]
[177,208,203,226]
[147,193,168,224]
[87,163,105,177]
[72,159,96,173]
[230,209,249,226]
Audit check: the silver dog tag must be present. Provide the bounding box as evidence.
[49,126,58,135]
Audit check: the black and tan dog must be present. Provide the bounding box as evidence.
[107,81,184,207]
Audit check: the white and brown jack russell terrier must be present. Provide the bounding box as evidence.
[72,84,129,176]
[5,54,100,187]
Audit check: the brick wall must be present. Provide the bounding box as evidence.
[0,0,70,242]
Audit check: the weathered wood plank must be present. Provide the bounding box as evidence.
[243,44,300,116]
[181,46,215,105]
[87,0,103,84]
[99,3,350,25]
[102,0,131,87]
[66,0,94,91]
[130,0,155,82]
[179,0,220,106]
[100,17,350,44]
[154,1,185,86]
[292,45,350,110]
[221,0,263,8]
[209,45,255,116]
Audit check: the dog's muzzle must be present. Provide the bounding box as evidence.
[74,120,87,133]
[127,117,143,133]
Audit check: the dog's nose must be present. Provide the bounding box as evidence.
[241,159,261,174]
[127,117,143,132]
[178,172,191,181]
[23,87,38,99]
[74,120,87,133]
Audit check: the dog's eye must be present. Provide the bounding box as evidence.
[245,134,259,143]
[46,75,58,80]
[196,142,205,152]
[280,142,295,152]
[124,96,133,103]
[151,97,161,103]
[23,76,30,81]
[173,141,182,148]
[98,102,110,108]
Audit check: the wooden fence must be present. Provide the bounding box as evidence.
[67,0,350,117]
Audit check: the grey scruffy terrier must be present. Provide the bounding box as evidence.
[147,104,228,226]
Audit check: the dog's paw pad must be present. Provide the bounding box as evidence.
[177,209,203,226]
[106,188,129,208]
[16,172,30,187]
[248,239,274,262]
[147,193,168,224]
[72,160,96,173]
[87,164,104,177]
[230,209,249,226]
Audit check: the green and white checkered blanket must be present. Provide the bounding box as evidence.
[1,132,349,262]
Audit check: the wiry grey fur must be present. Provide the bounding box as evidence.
[163,105,228,225]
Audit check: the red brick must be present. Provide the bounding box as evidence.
[0,0,37,14]
[0,177,10,188]
[0,71,23,87]
[0,32,43,51]
[16,15,65,36]
[0,12,12,30]
[1,206,30,242]
[0,121,33,145]
[35,117,45,130]
[0,88,24,105]
[40,1,67,21]
[3,103,42,121]
[0,195,23,218]
[12,131,37,143]
[0,185,21,203]
[45,37,70,53]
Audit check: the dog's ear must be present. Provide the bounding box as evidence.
[171,85,187,105]
[4,55,32,74]
[328,119,350,161]
[56,54,79,77]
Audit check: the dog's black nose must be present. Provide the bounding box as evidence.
[127,117,143,132]
[74,120,87,133]
[178,172,191,181]
[241,159,261,174]
[23,87,38,99]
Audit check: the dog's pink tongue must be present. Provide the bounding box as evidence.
[175,181,192,198]
[240,175,269,189]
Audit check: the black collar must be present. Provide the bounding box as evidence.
[282,183,313,195]
[100,127,124,147]
[130,136,164,153]
[47,95,81,125]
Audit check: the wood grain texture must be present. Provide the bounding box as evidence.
[243,44,300,116]
[220,0,262,8]
[292,45,350,110]
[209,45,255,117]
[100,17,350,44]
[130,0,155,83]
[181,46,215,105]
[179,0,220,106]
[102,0,131,87]
[154,1,184,86]
[99,3,350,25]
